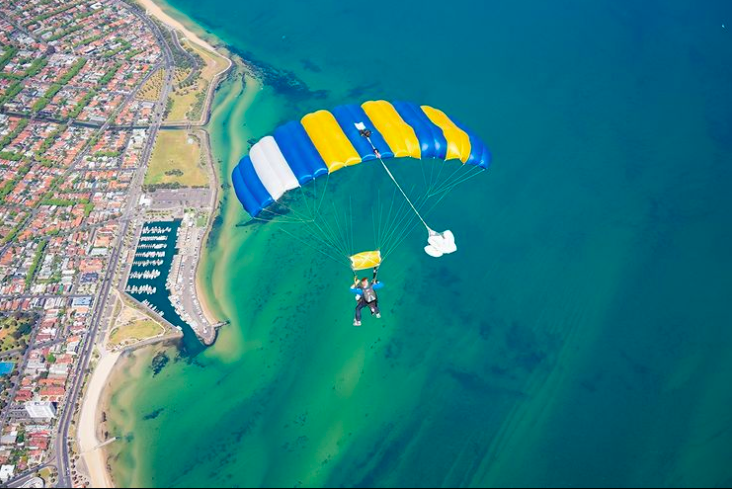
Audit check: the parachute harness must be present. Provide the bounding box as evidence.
[357,123,458,258]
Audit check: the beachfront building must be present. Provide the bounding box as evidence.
[24,401,56,420]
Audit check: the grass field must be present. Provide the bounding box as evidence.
[166,38,228,123]
[167,84,203,121]
[137,69,165,102]
[108,320,164,348]
[144,130,208,188]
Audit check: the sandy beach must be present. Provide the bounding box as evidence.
[135,0,221,56]
[196,252,220,327]
[78,350,122,488]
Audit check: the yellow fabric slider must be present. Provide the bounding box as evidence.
[350,250,382,271]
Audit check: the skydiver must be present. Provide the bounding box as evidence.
[350,268,383,327]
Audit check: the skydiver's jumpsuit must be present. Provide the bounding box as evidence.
[350,282,383,322]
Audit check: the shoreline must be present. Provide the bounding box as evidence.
[80,0,238,486]
[133,0,222,58]
[78,349,122,489]
[133,0,232,332]
[194,128,224,330]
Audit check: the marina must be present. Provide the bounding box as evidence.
[124,216,221,353]
[125,220,200,350]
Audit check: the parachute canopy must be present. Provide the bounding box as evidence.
[232,100,491,218]
[349,250,382,271]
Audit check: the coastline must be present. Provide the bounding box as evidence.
[79,0,238,486]
[194,128,224,330]
[132,0,232,331]
[133,0,221,57]
[78,349,122,489]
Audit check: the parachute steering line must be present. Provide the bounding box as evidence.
[356,123,458,258]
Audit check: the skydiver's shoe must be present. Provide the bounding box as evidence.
[353,320,362,327]
[375,313,382,319]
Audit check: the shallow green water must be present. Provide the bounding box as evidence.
[105,0,732,487]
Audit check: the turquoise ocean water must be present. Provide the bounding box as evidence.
[104,0,732,486]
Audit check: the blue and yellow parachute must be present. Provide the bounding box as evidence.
[232,100,490,218]
[232,100,491,269]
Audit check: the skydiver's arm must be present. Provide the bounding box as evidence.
[349,287,362,295]
[372,282,384,290]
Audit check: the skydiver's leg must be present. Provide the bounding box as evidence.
[355,299,367,322]
[369,301,381,318]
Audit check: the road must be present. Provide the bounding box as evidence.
[0,59,164,261]
[170,29,203,87]
[5,464,52,489]
[52,2,176,486]
[1,294,96,301]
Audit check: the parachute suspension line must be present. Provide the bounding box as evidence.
[256,188,321,223]
[277,224,351,269]
[431,160,449,194]
[308,217,344,254]
[420,160,428,189]
[298,178,351,259]
[377,188,389,250]
[428,156,438,192]
[302,208,353,262]
[371,194,380,253]
[284,172,356,262]
[380,185,423,251]
[305,175,326,219]
[330,200,350,257]
[299,225,345,259]
[378,187,414,256]
[428,164,466,198]
[378,187,399,251]
[334,200,354,258]
[357,131,432,233]
[349,197,355,256]
[312,220,349,259]
[314,173,332,216]
[431,166,485,197]
[376,154,431,231]
[298,185,314,220]
[249,216,308,225]
[382,193,431,261]
[420,169,485,225]
[256,208,312,224]
[316,203,351,259]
